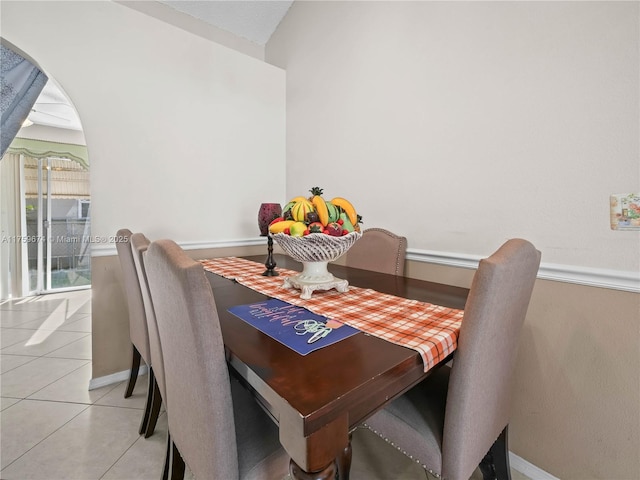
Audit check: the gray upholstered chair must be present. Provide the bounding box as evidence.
[129,233,163,441]
[145,239,289,480]
[115,228,157,437]
[345,228,407,275]
[361,238,541,480]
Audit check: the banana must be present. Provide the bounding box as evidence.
[330,197,357,225]
[311,195,329,226]
[268,220,295,234]
[288,196,307,204]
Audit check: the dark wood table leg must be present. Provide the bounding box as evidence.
[290,459,336,480]
[336,434,352,480]
[289,435,352,480]
[280,412,348,480]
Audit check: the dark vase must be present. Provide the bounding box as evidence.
[258,203,282,236]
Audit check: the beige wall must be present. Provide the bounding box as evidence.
[266,2,640,478]
[512,281,639,479]
[2,1,286,378]
[91,255,130,378]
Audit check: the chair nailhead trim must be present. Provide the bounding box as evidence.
[361,423,441,478]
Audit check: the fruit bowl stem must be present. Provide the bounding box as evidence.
[283,261,349,300]
[298,261,334,283]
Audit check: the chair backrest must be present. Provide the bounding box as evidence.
[130,233,166,404]
[145,239,239,480]
[346,228,407,275]
[441,239,541,480]
[115,228,151,364]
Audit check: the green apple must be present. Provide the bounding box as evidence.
[339,212,355,233]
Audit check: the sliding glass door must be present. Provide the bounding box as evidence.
[25,156,91,293]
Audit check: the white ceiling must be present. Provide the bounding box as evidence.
[157,0,293,45]
[26,81,83,131]
[24,1,292,132]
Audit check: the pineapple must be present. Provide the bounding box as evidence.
[309,186,324,200]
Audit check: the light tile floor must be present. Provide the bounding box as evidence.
[1,289,531,480]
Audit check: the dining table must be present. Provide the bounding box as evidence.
[204,254,469,480]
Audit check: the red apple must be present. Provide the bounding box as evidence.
[326,222,342,236]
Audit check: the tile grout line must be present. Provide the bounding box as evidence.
[1,293,100,476]
[15,359,93,400]
[0,353,40,375]
[0,400,92,474]
[1,313,92,332]
[97,412,169,480]
[41,332,93,361]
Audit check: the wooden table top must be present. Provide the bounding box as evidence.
[205,254,469,474]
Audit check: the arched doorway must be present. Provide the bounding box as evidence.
[1,79,89,298]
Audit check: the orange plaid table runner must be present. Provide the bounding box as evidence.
[200,257,463,372]
[200,257,269,278]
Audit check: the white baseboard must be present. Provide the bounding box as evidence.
[509,452,560,480]
[89,365,148,390]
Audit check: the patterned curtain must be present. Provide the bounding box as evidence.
[0,153,23,299]
[1,43,48,158]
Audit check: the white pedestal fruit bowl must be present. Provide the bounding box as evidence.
[271,231,362,299]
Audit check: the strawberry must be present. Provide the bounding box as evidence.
[284,228,290,235]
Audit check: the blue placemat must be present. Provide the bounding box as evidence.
[228,298,360,355]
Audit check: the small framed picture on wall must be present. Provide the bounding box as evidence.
[610,193,640,230]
